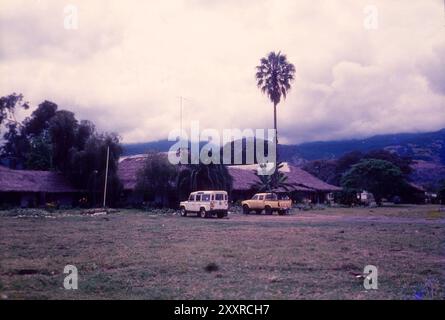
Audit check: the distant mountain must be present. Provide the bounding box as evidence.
[123,140,177,155]
[123,140,210,156]
[123,128,445,165]
[281,129,445,164]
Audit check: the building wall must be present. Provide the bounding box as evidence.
[0,192,78,208]
[20,193,37,208]
[0,192,21,207]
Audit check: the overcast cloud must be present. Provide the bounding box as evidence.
[1,0,444,144]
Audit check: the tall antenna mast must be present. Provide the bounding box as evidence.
[180,96,183,141]
[103,146,110,208]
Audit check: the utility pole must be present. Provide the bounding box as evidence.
[178,96,184,159]
[103,146,110,208]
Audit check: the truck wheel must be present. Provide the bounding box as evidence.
[217,211,225,219]
[180,207,187,217]
[265,206,272,215]
[242,205,250,215]
[199,208,207,218]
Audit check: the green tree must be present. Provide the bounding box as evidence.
[19,101,58,170]
[48,110,78,172]
[255,51,295,168]
[1,123,29,169]
[341,159,405,205]
[0,93,30,168]
[0,94,123,207]
[136,152,177,206]
[305,150,414,188]
[76,120,95,150]
[69,132,122,207]
[26,133,52,170]
[23,100,57,137]
[252,162,294,192]
[0,93,29,130]
[176,163,232,200]
[364,149,413,176]
[322,151,365,186]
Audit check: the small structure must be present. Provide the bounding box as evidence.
[0,166,80,208]
[357,190,376,206]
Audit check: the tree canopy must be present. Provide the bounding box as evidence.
[341,159,405,205]
[136,152,177,206]
[303,149,413,186]
[0,93,123,207]
[176,163,232,200]
[252,162,294,192]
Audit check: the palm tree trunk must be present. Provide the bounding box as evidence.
[273,102,278,174]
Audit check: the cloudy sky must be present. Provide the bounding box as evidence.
[1,0,444,144]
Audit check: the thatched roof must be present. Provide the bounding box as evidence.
[118,155,148,190]
[227,164,341,192]
[117,155,341,193]
[407,182,425,193]
[0,166,78,193]
[286,166,342,192]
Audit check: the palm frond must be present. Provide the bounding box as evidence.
[255,51,295,106]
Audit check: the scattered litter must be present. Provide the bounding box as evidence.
[81,208,118,216]
[92,211,107,216]
[3,208,51,218]
[349,271,372,281]
[269,276,280,283]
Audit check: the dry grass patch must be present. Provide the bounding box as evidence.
[0,205,444,299]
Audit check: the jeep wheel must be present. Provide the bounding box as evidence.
[265,206,273,215]
[199,208,207,218]
[180,207,187,217]
[242,205,250,215]
[217,211,225,219]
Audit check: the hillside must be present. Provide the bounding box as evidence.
[123,129,445,190]
[123,129,445,165]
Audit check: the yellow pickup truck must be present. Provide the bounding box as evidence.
[241,192,292,215]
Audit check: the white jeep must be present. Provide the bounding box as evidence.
[179,191,228,219]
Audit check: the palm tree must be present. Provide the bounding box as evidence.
[255,51,295,171]
[252,162,295,192]
[176,163,232,200]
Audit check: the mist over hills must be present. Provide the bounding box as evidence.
[123,128,445,165]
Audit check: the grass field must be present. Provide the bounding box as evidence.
[0,205,444,300]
